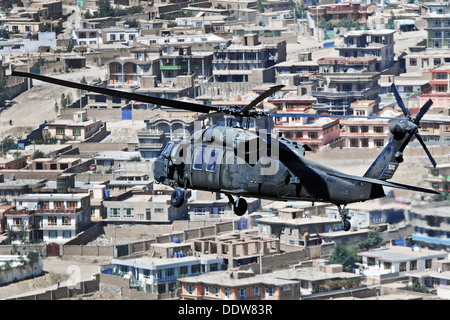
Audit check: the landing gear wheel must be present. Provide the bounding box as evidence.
[233,197,248,216]
[337,205,351,231]
[342,220,351,232]
[171,188,185,208]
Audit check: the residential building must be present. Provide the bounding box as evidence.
[407,201,450,251]
[188,195,260,221]
[93,150,141,172]
[273,51,319,88]
[419,64,450,109]
[0,155,28,170]
[212,34,286,83]
[406,259,450,291]
[274,110,340,151]
[107,254,225,294]
[6,193,91,243]
[357,245,449,280]
[336,29,395,72]
[42,111,106,143]
[0,176,46,204]
[138,110,197,159]
[29,0,63,20]
[423,163,450,193]
[0,32,57,53]
[29,157,83,171]
[312,57,380,115]
[103,190,188,222]
[102,27,140,46]
[421,1,450,50]
[180,269,300,300]
[0,18,43,34]
[307,3,376,26]
[191,233,280,268]
[72,28,102,46]
[339,116,394,148]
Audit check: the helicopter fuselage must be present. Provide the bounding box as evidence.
[152,125,384,206]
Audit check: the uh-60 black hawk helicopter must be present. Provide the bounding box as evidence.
[12,71,440,231]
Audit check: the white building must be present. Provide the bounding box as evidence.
[107,254,224,293]
[357,245,449,280]
[6,193,92,243]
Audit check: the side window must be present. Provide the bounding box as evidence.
[206,148,219,172]
[193,148,203,170]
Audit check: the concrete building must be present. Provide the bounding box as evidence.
[423,163,450,193]
[422,1,450,49]
[72,29,102,46]
[179,268,300,300]
[212,34,286,83]
[102,27,140,46]
[313,57,381,115]
[42,111,105,143]
[6,193,91,243]
[358,245,449,280]
[336,29,395,72]
[406,259,450,292]
[274,110,340,151]
[191,233,280,268]
[93,150,141,172]
[103,190,188,222]
[407,201,450,251]
[108,254,225,294]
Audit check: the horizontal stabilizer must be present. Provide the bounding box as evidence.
[328,171,440,195]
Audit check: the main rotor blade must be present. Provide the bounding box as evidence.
[414,132,437,167]
[391,83,410,117]
[239,85,284,114]
[269,113,401,120]
[414,99,433,124]
[11,71,216,114]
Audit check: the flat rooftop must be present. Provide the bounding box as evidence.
[358,246,449,262]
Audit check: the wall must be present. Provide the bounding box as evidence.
[0,259,43,286]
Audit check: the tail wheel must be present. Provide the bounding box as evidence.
[342,220,351,232]
[171,188,185,208]
[233,197,247,216]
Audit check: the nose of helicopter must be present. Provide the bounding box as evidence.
[152,157,166,183]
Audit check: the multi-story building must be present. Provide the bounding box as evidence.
[102,27,140,46]
[212,34,286,83]
[423,163,450,193]
[72,29,102,46]
[419,64,450,109]
[42,111,105,143]
[138,110,197,159]
[340,116,394,148]
[407,202,450,251]
[6,193,91,243]
[422,2,450,50]
[308,3,376,26]
[312,57,380,114]
[273,108,340,151]
[336,29,395,72]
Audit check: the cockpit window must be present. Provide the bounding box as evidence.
[193,148,203,170]
[161,143,173,158]
[206,148,219,172]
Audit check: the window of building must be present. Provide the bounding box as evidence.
[374,126,384,133]
[54,201,64,209]
[349,126,358,133]
[238,288,247,299]
[73,128,81,137]
[110,208,120,218]
[410,58,417,66]
[434,58,442,66]
[436,72,447,80]
[224,288,231,299]
[400,262,407,272]
[361,138,369,148]
[48,230,57,239]
[62,216,71,225]
[308,132,318,139]
[350,139,359,148]
[124,208,134,218]
[410,260,418,271]
[187,284,194,294]
[63,230,72,239]
[265,286,275,297]
[56,127,65,135]
[384,262,392,270]
[213,286,220,297]
[154,208,163,214]
[67,201,77,208]
[426,259,433,269]
[360,126,369,133]
[204,285,210,296]
[254,286,261,297]
[374,139,384,147]
[436,84,448,92]
[48,216,57,226]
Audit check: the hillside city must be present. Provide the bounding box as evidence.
[0,0,450,302]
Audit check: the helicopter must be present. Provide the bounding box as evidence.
[11,71,439,231]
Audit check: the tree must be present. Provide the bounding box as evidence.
[0,136,15,152]
[328,245,356,272]
[32,150,45,159]
[358,230,383,251]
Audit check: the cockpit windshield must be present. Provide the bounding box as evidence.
[161,142,174,158]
